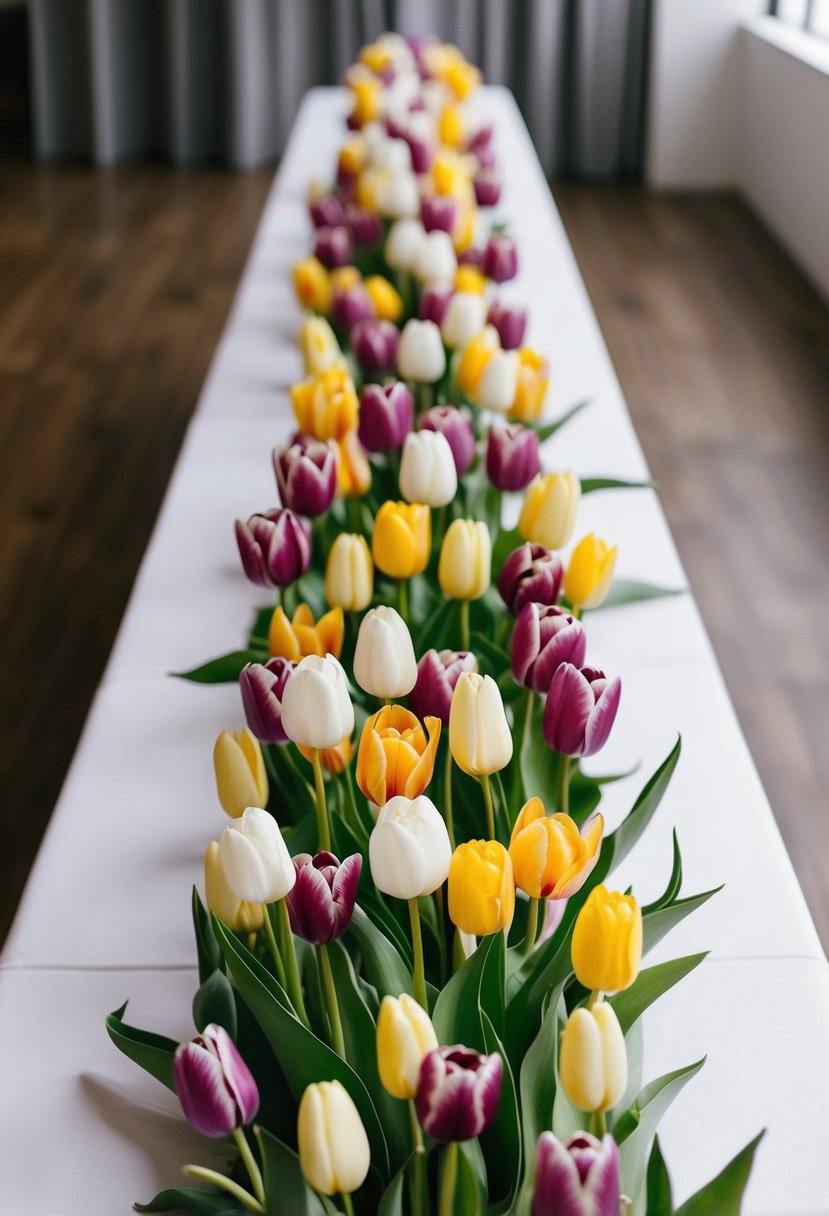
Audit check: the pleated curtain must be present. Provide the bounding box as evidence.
[28,0,650,178]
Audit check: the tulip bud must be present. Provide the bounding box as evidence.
[414,230,457,284]
[281,653,355,751]
[399,429,458,507]
[571,885,642,994]
[269,603,344,663]
[369,795,452,899]
[448,840,515,935]
[474,170,501,207]
[204,840,264,934]
[285,851,361,945]
[422,194,457,234]
[438,519,491,601]
[519,472,581,551]
[386,218,426,271]
[498,542,564,614]
[533,1130,622,1216]
[349,318,398,377]
[377,994,438,1100]
[293,256,332,314]
[173,1024,260,1138]
[482,233,518,283]
[239,658,295,745]
[419,281,454,327]
[415,1045,503,1142]
[543,664,622,758]
[477,348,520,412]
[511,603,587,692]
[454,264,487,295]
[559,1002,627,1113]
[486,423,540,491]
[299,315,343,375]
[356,704,441,807]
[419,405,476,476]
[376,169,421,219]
[332,280,375,331]
[235,509,312,589]
[313,225,352,270]
[397,319,446,384]
[218,806,296,906]
[345,204,384,249]
[509,798,603,900]
[297,1080,370,1196]
[487,302,527,351]
[310,194,346,230]
[358,381,413,453]
[512,348,550,422]
[325,532,373,612]
[372,501,431,579]
[449,672,513,777]
[273,438,337,518]
[458,245,484,268]
[353,605,418,699]
[291,367,359,442]
[564,534,618,611]
[364,274,404,323]
[213,728,268,818]
[441,291,487,351]
[456,325,499,400]
[337,430,372,498]
[409,648,478,725]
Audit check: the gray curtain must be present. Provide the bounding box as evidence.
[28,0,650,178]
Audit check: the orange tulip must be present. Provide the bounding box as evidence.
[337,431,372,497]
[269,603,344,662]
[509,798,604,900]
[300,735,353,775]
[356,705,442,808]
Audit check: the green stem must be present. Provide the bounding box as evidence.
[319,942,346,1057]
[342,763,364,838]
[398,576,409,622]
[459,598,470,651]
[183,1165,264,1214]
[521,687,535,756]
[408,897,427,1009]
[409,1100,427,1216]
[587,988,601,1010]
[415,380,432,416]
[443,739,455,849]
[275,899,310,1028]
[262,905,286,989]
[232,1128,265,1206]
[438,1141,459,1216]
[311,748,332,851]
[557,753,572,817]
[480,772,495,839]
[522,897,540,954]
[590,1108,608,1137]
[341,1193,356,1216]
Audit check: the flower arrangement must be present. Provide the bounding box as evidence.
[108,32,763,1216]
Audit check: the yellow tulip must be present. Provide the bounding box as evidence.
[518,471,581,550]
[293,256,332,315]
[571,885,643,994]
[298,1080,370,1196]
[291,368,359,442]
[448,840,515,936]
[204,840,264,933]
[456,327,499,399]
[300,735,353,776]
[349,72,382,127]
[438,519,491,600]
[449,672,513,777]
[359,41,393,74]
[433,150,472,199]
[299,314,343,376]
[329,265,362,295]
[372,501,431,579]
[510,348,550,422]
[337,430,372,497]
[269,603,345,662]
[444,57,481,100]
[453,203,477,254]
[439,104,464,149]
[376,994,438,1099]
[325,532,373,612]
[338,137,367,181]
[356,704,441,807]
[356,165,387,212]
[364,275,403,323]
[454,265,487,295]
[559,1002,627,1113]
[564,534,618,611]
[509,799,604,900]
[213,728,268,819]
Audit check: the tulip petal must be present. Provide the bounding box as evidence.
[369,818,428,900]
[582,1134,622,1215]
[583,676,622,758]
[532,1131,587,1216]
[544,664,594,757]
[173,1041,239,1138]
[404,715,441,799]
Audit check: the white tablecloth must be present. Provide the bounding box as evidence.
[1,88,826,1215]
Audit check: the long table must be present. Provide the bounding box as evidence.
[2,88,827,1216]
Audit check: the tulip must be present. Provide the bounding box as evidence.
[487,302,527,351]
[486,423,541,491]
[325,532,373,612]
[332,279,375,331]
[498,542,564,614]
[364,274,403,323]
[299,314,343,375]
[336,431,372,498]
[299,735,353,776]
[291,367,359,442]
[269,603,344,662]
[419,281,454,327]
[457,245,484,268]
[313,225,352,270]
[204,840,263,934]
[482,233,518,282]
[356,704,441,806]
[509,798,603,900]
[213,728,268,818]
[273,438,337,518]
[571,885,642,994]
[218,806,295,906]
[474,170,501,207]
[533,1131,621,1216]
[564,534,618,611]
[376,169,420,219]
[419,405,476,475]
[239,658,295,745]
[454,264,487,295]
[456,325,499,400]
[310,193,346,229]
[519,471,581,550]
[449,672,513,777]
[511,603,587,693]
[281,653,354,753]
[377,994,438,1100]
[439,519,491,601]
[285,851,361,944]
[441,291,487,350]
[415,1045,503,1142]
[543,664,622,759]
[511,348,550,422]
[337,135,366,185]
[351,318,399,377]
[385,217,426,271]
[235,508,312,589]
[329,265,362,295]
[409,649,478,726]
[173,1024,260,1138]
[559,1003,627,1113]
[358,381,413,453]
[399,429,458,506]
[476,146,497,171]
[414,230,457,284]
[422,194,457,234]
[373,501,431,579]
[448,839,515,935]
[298,1081,370,1197]
[397,318,446,383]
[353,605,418,699]
[345,204,384,248]
[477,348,520,412]
[293,255,332,314]
[369,795,452,899]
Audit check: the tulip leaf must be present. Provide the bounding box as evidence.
[643,831,684,912]
[643,887,722,955]
[533,397,591,443]
[348,905,413,999]
[470,631,511,678]
[610,954,708,1036]
[580,476,656,494]
[192,886,223,984]
[492,525,523,571]
[377,1155,412,1216]
[105,1003,178,1092]
[674,1130,765,1216]
[432,932,502,1051]
[480,1011,522,1208]
[618,1058,706,1212]
[514,988,564,1210]
[135,1187,244,1213]
[456,1139,488,1215]
[192,969,237,1039]
[646,1136,674,1216]
[172,649,267,684]
[609,737,682,868]
[588,578,685,611]
[254,1126,329,1216]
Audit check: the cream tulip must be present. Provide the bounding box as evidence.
[376,994,439,1100]
[441,291,487,351]
[325,532,373,612]
[369,794,452,899]
[385,218,426,272]
[204,840,264,934]
[397,319,446,383]
[449,672,513,777]
[414,230,457,283]
[217,806,296,906]
[399,429,458,507]
[376,170,420,219]
[213,728,268,819]
[518,471,581,550]
[353,605,417,699]
[476,349,520,413]
[297,1080,370,1197]
[299,314,342,375]
[438,519,491,600]
[281,653,354,750]
[558,1002,627,1114]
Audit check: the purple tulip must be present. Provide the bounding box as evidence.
[358,381,414,453]
[474,170,501,207]
[498,542,564,615]
[409,649,478,725]
[313,225,352,270]
[458,246,484,269]
[351,318,400,377]
[482,234,518,283]
[486,424,540,491]
[487,301,527,351]
[511,604,587,693]
[345,205,383,249]
[407,132,434,174]
[285,851,362,945]
[476,144,497,170]
[467,124,494,155]
[173,1024,259,1138]
[309,194,346,230]
[419,406,476,476]
[543,664,622,758]
[533,1131,621,1216]
[422,195,457,235]
[235,508,311,589]
[419,282,454,327]
[415,1046,502,1143]
[273,437,337,518]
[240,657,295,744]
[332,281,375,331]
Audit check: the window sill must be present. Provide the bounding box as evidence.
[743,15,829,76]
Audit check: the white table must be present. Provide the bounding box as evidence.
[1,88,826,1215]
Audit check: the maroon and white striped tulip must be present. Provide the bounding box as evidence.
[498,542,564,615]
[482,233,518,283]
[409,648,478,726]
[273,438,337,517]
[512,604,587,692]
[310,194,346,230]
[235,508,311,589]
[422,195,457,235]
[351,318,399,377]
[419,405,476,476]
[345,205,383,249]
[543,665,622,758]
[487,301,527,351]
[332,281,375,332]
[467,124,494,155]
[458,246,484,269]
[239,657,295,744]
[476,144,497,170]
[173,1024,259,1138]
[358,381,414,453]
[486,423,541,491]
[415,1045,502,1143]
[419,282,454,328]
[285,851,362,945]
[533,1131,621,1216]
[313,225,352,270]
[474,170,501,208]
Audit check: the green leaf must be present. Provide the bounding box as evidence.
[533,398,590,443]
[643,888,722,954]
[456,1139,487,1215]
[105,1002,177,1091]
[193,969,237,1039]
[377,1155,413,1216]
[135,1187,243,1214]
[646,1137,674,1216]
[610,737,681,867]
[349,905,413,999]
[192,886,223,984]
[255,1126,328,1216]
[675,1131,765,1216]
[515,991,563,1210]
[172,649,266,684]
[480,1012,522,1207]
[590,578,684,611]
[492,526,523,572]
[432,933,502,1050]
[643,831,684,912]
[581,476,656,494]
[610,954,708,1035]
[619,1059,706,1211]
[470,631,511,677]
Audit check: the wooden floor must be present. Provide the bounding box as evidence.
[1,168,828,949]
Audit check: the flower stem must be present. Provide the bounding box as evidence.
[415,380,431,416]
[459,598,470,651]
[590,1109,608,1137]
[261,905,286,989]
[521,687,535,755]
[480,772,495,839]
[398,576,409,622]
[522,897,540,954]
[341,1193,356,1216]
[409,1100,427,1216]
[319,941,346,1057]
[556,753,571,817]
[275,898,310,1029]
[232,1128,265,1206]
[443,739,455,849]
[438,1141,459,1216]
[311,748,332,851]
[408,897,427,1009]
[183,1165,264,1214]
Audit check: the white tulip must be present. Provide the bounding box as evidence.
[361,121,387,155]
[376,170,420,219]
[281,653,354,750]
[441,292,487,350]
[476,349,520,412]
[449,672,514,777]
[559,1002,628,1113]
[372,135,412,174]
[218,806,296,905]
[385,218,426,272]
[397,319,446,383]
[399,430,457,508]
[414,230,457,284]
[353,605,417,699]
[369,795,452,899]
